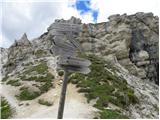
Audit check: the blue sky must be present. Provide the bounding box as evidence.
[74,0,99,22]
[0,0,159,48]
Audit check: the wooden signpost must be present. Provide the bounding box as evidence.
[50,22,91,119]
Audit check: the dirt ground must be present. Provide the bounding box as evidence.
[1,81,98,118]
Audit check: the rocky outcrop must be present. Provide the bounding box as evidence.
[8,33,32,59]
[114,61,159,118]
[4,33,33,74]
[77,12,159,85]
[0,48,8,78]
[129,13,159,85]
[12,33,31,47]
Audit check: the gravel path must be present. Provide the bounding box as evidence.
[1,83,97,118]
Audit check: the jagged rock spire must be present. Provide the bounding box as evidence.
[17,33,30,46]
[21,33,28,41]
[11,33,31,47]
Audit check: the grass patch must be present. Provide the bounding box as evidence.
[16,80,53,101]
[34,50,47,58]
[98,109,128,119]
[35,73,54,82]
[22,73,54,82]
[16,89,40,100]
[38,99,53,106]
[70,54,138,118]
[1,97,13,119]
[24,62,48,74]
[39,82,53,93]
[31,62,48,74]
[2,75,9,82]
[17,68,54,101]
[6,79,21,86]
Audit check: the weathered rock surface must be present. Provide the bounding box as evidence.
[77,12,159,85]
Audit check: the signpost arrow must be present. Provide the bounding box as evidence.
[52,45,77,57]
[56,56,91,67]
[48,23,82,33]
[65,66,90,74]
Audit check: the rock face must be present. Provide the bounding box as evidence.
[0,48,8,77]
[77,12,159,85]
[5,33,32,73]
[0,12,159,119]
[129,13,159,84]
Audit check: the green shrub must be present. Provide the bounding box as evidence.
[16,89,40,100]
[34,50,47,57]
[23,73,54,82]
[39,82,53,93]
[127,90,139,104]
[24,62,48,74]
[23,76,38,81]
[2,75,9,82]
[78,88,91,93]
[32,62,48,74]
[35,73,54,82]
[6,80,21,86]
[58,70,64,76]
[38,99,52,106]
[1,97,13,119]
[99,109,128,119]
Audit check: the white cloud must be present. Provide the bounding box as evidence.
[90,0,159,23]
[79,12,94,23]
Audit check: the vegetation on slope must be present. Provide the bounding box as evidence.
[23,61,48,74]
[70,54,138,119]
[6,79,21,86]
[34,49,47,58]
[58,70,64,76]
[38,99,53,106]
[16,88,40,100]
[2,60,55,101]
[2,75,9,82]
[15,61,54,100]
[1,97,13,119]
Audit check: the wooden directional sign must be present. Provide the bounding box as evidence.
[53,37,77,51]
[49,22,91,119]
[58,65,90,74]
[52,46,77,57]
[48,23,82,33]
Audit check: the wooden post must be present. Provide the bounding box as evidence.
[57,69,68,119]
